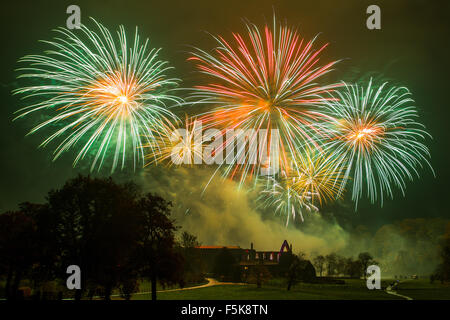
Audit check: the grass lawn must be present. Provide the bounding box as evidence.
[3,277,449,300]
[395,279,450,300]
[131,279,403,300]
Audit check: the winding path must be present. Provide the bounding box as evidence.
[134,278,247,295]
[63,278,245,300]
[385,280,413,300]
[73,278,415,300]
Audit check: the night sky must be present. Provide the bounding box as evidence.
[1,0,449,232]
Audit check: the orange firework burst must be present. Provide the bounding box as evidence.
[340,120,385,153]
[189,16,340,184]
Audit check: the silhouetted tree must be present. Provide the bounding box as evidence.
[0,210,37,299]
[441,242,450,283]
[358,252,375,279]
[286,255,316,290]
[312,255,325,277]
[135,193,184,300]
[335,255,347,276]
[0,175,185,301]
[179,232,204,285]
[432,223,450,283]
[181,231,200,248]
[345,258,363,278]
[46,175,142,300]
[325,253,338,276]
[119,277,138,300]
[19,202,59,297]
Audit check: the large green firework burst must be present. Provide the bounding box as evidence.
[13,18,181,172]
[321,79,433,206]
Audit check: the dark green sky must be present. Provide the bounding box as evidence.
[1,0,449,231]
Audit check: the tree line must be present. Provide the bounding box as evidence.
[0,175,195,300]
[311,252,376,279]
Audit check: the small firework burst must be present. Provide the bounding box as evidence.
[292,150,345,206]
[259,170,318,226]
[144,116,204,167]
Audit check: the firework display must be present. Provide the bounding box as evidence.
[13,18,180,172]
[259,171,318,226]
[188,17,340,184]
[292,150,345,206]
[144,115,204,167]
[321,79,433,206]
[186,18,433,222]
[13,16,434,224]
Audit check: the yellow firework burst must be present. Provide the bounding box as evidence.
[292,150,345,205]
[144,116,204,166]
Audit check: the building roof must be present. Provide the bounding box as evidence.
[195,245,241,249]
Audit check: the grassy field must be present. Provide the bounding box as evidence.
[3,277,449,300]
[131,278,404,300]
[395,279,450,300]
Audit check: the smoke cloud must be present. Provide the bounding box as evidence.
[137,166,448,275]
[138,166,349,253]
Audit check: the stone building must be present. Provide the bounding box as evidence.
[195,240,293,278]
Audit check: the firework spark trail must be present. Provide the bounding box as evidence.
[259,170,318,226]
[13,18,181,172]
[188,17,340,185]
[292,149,345,206]
[11,15,435,224]
[144,116,204,167]
[321,78,434,206]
